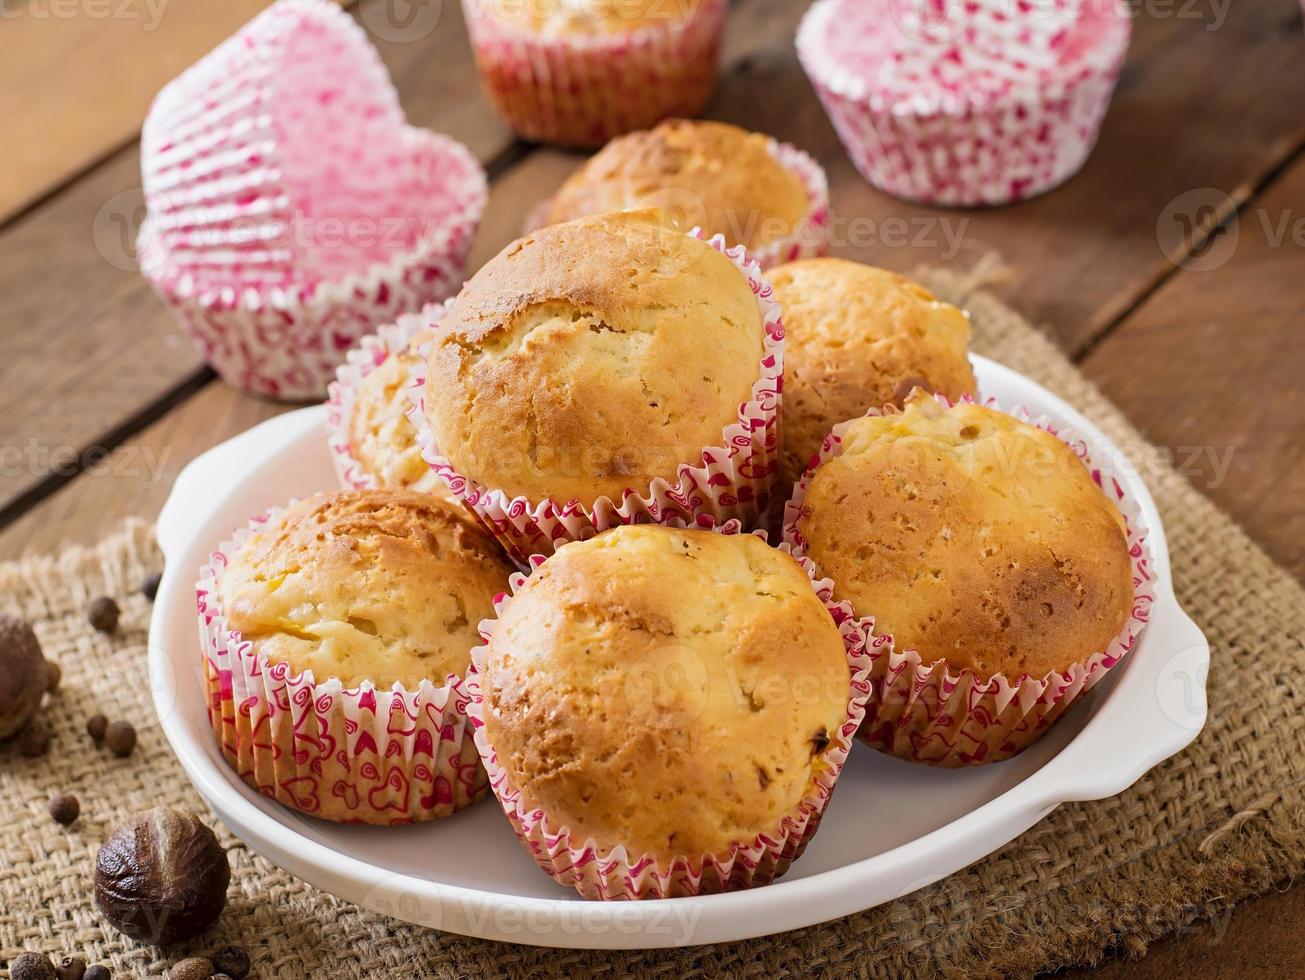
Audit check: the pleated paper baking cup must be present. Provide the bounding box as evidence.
[141,0,412,288]
[462,0,727,147]
[325,301,450,495]
[406,231,783,565]
[196,506,487,824]
[140,127,487,400]
[782,394,1155,767]
[796,0,1132,207]
[522,139,831,270]
[464,537,875,900]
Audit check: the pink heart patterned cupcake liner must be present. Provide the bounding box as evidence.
[325,300,450,493]
[522,138,832,271]
[463,529,875,900]
[140,126,487,400]
[462,0,727,147]
[781,393,1155,767]
[797,0,1133,206]
[404,229,784,566]
[196,504,487,824]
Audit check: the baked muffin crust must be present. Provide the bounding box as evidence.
[424,210,764,508]
[771,259,976,488]
[797,393,1133,679]
[544,119,810,251]
[483,0,700,36]
[219,489,513,689]
[480,525,849,861]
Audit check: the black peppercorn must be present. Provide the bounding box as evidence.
[142,572,163,602]
[103,721,136,757]
[10,952,56,980]
[88,596,120,633]
[55,956,86,980]
[87,713,108,742]
[49,793,80,825]
[83,966,111,980]
[94,807,231,944]
[19,720,51,757]
[211,946,251,979]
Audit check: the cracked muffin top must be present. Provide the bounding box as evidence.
[423,210,764,509]
[482,0,702,37]
[796,392,1134,679]
[218,489,513,689]
[542,119,810,251]
[770,259,975,490]
[477,524,849,861]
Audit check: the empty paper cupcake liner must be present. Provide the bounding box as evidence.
[796,0,1132,206]
[325,301,448,492]
[464,533,875,899]
[140,127,487,400]
[462,0,727,147]
[522,138,831,270]
[782,394,1155,767]
[196,504,486,824]
[405,229,784,565]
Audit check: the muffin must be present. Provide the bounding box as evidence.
[199,489,515,822]
[537,119,829,268]
[785,392,1148,766]
[462,0,727,147]
[326,307,452,499]
[468,525,868,899]
[417,209,782,560]
[770,259,976,488]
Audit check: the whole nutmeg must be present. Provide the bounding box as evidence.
[10,952,56,980]
[103,721,136,758]
[211,946,251,979]
[88,596,120,633]
[94,807,231,944]
[83,967,111,980]
[166,957,213,980]
[55,956,87,980]
[0,614,50,740]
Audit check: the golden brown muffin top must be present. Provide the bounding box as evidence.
[797,393,1133,679]
[771,259,975,489]
[480,525,849,861]
[347,332,454,500]
[219,489,513,689]
[424,210,764,508]
[482,0,700,36]
[544,120,811,251]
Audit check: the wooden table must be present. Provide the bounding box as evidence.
[2,0,1302,973]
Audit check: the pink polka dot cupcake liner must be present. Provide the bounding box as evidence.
[781,394,1155,767]
[325,301,449,492]
[405,229,784,566]
[462,0,727,147]
[522,138,831,270]
[196,504,486,824]
[796,0,1132,207]
[463,533,875,900]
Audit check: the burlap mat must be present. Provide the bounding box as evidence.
[3,271,1303,979]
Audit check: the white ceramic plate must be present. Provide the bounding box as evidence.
[148,355,1209,949]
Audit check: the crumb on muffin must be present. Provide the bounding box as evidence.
[771,258,976,489]
[543,119,811,251]
[797,392,1133,680]
[218,489,513,689]
[424,209,764,508]
[479,524,849,861]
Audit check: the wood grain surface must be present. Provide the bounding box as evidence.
[1,0,1303,974]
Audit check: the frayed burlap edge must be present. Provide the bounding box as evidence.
[2,273,1304,979]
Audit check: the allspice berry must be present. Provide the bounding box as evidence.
[10,952,56,980]
[211,946,251,979]
[55,956,87,980]
[104,721,136,757]
[0,614,50,740]
[94,807,230,944]
[83,967,111,980]
[88,596,120,634]
[87,713,108,742]
[166,957,213,980]
[46,661,62,693]
[142,572,163,602]
[49,793,80,825]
